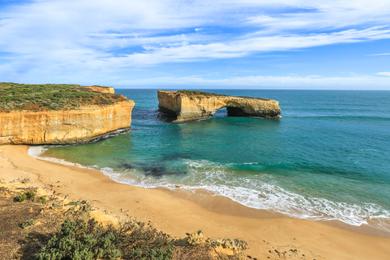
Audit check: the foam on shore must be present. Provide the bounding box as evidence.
[28,146,390,232]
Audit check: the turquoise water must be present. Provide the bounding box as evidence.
[42,90,390,229]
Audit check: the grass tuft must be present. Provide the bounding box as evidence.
[13,190,36,202]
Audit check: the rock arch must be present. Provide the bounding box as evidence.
[158,90,281,122]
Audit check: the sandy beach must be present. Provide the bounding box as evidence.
[1,145,389,259]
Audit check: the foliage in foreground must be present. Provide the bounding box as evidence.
[1,187,248,260]
[13,190,36,202]
[35,217,248,260]
[36,218,174,260]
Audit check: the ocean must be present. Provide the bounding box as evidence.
[40,89,390,231]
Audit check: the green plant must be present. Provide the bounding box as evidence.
[35,218,174,260]
[13,190,36,202]
[118,221,174,259]
[36,219,122,260]
[37,196,47,204]
[19,219,35,229]
[13,193,27,202]
[25,190,36,201]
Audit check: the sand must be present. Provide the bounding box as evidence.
[1,145,389,259]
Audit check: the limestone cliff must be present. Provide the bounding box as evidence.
[158,90,281,122]
[0,85,134,144]
[85,86,115,94]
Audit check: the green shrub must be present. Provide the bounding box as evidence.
[36,218,174,260]
[13,190,36,202]
[37,196,47,204]
[36,219,122,260]
[25,191,36,201]
[19,219,35,229]
[13,193,27,202]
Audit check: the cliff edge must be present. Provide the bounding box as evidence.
[158,90,281,122]
[0,83,134,144]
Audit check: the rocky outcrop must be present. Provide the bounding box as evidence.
[85,86,115,94]
[158,90,281,122]
[0,88,134,145]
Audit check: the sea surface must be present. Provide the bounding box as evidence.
[41,89,390,231]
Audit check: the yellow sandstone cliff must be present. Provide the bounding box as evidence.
[158,90,281,122]
[0,86,134,144]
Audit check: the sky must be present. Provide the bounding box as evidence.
[0,0,390,89]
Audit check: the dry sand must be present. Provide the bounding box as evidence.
[1,145,389,259]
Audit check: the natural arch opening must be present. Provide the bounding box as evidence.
[212,106,249,118]
[213,107,228,118]
[226,106,248,117]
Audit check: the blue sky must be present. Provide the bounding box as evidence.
[0,0,390,89]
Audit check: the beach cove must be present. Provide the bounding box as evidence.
[1,145,390,259]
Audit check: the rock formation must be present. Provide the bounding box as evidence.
[0,86,134,144]
[158,90,281,122]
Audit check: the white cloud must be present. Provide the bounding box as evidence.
[377,72,390,77]
[117,74,390,90]
[371,53,390,56]
[111,27,390,65]
[1,0,390,86]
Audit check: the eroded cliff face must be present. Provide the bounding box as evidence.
[0,101,134,144]
[85,86,115,94]
[158,90,281,122]
[0,84,135,145]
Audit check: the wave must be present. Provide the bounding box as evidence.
[181,159,390,227]
[27,148,390,232]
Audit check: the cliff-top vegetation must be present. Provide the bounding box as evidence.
[0,82,126,112]
[175,90,270,101]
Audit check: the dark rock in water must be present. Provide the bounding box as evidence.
[142,165,181,177]
[120,162,181,177]
[143,166,167,177]
[120,163,135,169]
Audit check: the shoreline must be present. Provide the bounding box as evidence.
[31,145,390,237]
[1,145,390,259]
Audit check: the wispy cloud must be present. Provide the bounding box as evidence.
[370,52,390,56]
[1,0,390,87]
[377,72,390,77]
[111,27,390,65]
[118,74,390,90]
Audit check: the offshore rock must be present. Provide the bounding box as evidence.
[158,90,281,122]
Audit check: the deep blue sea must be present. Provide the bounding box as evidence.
[41,89,390,230]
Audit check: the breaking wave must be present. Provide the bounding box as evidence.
[28,147,390,231]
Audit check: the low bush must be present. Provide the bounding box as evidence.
[13,190,36,202]
[36,218,175,260]
[19,219,35,229]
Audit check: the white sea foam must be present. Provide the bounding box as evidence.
[27,149,390,231]
[28,146,94,170]
[27,146,48,157]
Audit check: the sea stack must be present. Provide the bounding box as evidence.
[0,83,134,144]
[158,90,281,122]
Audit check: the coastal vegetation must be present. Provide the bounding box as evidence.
[176,90,269,100]
[0,82,126,112]
[0,185,248,259]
